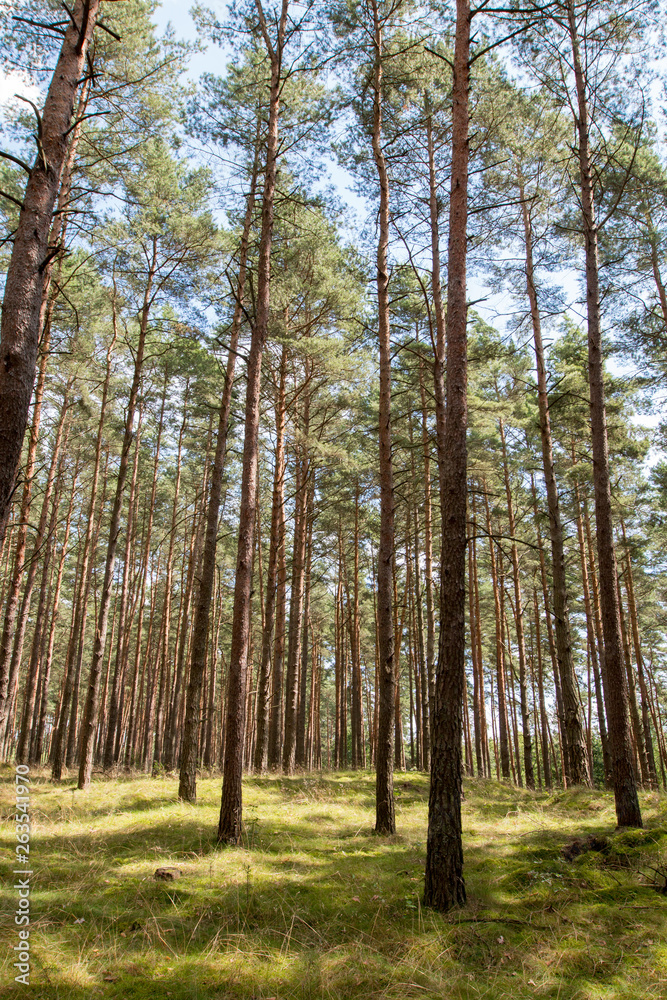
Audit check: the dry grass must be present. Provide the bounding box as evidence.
[1,767,667,998]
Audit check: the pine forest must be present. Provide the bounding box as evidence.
[2,1,667,997]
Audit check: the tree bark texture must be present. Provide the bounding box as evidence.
[567,0,641,826]
[370,0,397,835]
[521,187,590,786]
[424,0,469,911]
[179,132,259,801]
[0,0,101,546]
[218,0,287,844]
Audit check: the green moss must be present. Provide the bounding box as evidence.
[1,768,667,998]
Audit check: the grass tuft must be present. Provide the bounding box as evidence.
[1,768,667,998]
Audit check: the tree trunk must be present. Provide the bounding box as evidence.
[296,483,314,769]
[573,471,612,785]
[617,570,649,786]
[499,417,534,789]
[425,98,447,507]
[566,0,641,827]
[50,372,112,782]
[0,1,100,546]
[370,0,397,833]
[622,544,658,788]
[418,355,436,755]
[424,0,469,910]
[282,393,310,774]
[267,473,287,770]
[32,459,79,764]
[78,243,157,790]
[254,343,288,772]
[521,186,589,786]
[484,489,510,779]
[179,129,260,801]
[218,0,287,844]
[533,588,552,789]
[15,391,70,761]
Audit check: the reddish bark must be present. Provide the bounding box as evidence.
[0,1,100,545]
[218,0,288,844]
[424,0,470,910]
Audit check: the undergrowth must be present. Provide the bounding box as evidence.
[1,768,666,998]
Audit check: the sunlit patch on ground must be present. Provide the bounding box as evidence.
[1,768,666,998]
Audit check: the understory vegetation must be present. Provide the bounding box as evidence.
[1,770,666,999]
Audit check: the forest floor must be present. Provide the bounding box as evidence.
[1,769,667,999]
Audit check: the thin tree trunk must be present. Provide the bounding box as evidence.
[162,504,200,770]
[499,418,534,789]
[424,98,447,505]
[521,187,589,786]
[179,125,260,801]
[418,355,436,753]
[532,478,567,783]
[78,245,157,790]
[32,461,78,764]
[573,471,612,785]
[296,484,314,769]
[255,343,288,772]
[283,391,310,774]
[267,475,287,770]
[369,0,396,833]
[15,392,70,762]
[484,489,510,779]
[50,380,112,782]
[218,0,288,844]
[617,570,649,785]
[566,0,641,827]
[622,544,658,788]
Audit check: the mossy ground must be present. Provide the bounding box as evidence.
[1,768,667,998]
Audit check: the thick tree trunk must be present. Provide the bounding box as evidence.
[0,1,100,546]
[424,0,469,910]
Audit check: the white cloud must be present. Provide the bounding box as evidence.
[0,70,41,109]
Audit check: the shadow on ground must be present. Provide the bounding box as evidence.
[1,769,666,999]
